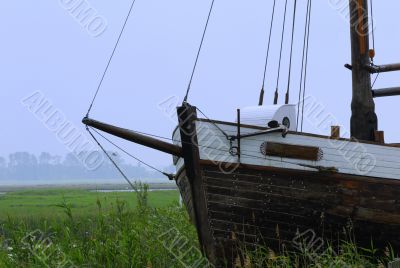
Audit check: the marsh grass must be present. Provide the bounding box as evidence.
[234,242,393,267]
[0,186,396,267]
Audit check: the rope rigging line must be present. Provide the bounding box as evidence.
[183,0,216,103]
[296,0,308,131]
[285,0,298,104]
[259,0,277,106]
[196,107,230,140]
[274,0,289,105]
[296,0,311,132]
[369,0,376,55]
[372,72,380,88]
[300,0,313,132]
[86,127,137,190]
[369,0,381,86]
[86,0,138,117]
[89,127,175,180]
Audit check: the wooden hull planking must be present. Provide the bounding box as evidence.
[176,162,400,266]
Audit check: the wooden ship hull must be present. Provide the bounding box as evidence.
[176,163,400,266]
[83,102,400,267]
[172,104,400,266]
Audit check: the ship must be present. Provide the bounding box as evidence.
[82,0,400,266]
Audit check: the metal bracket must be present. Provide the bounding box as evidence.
[234,125,289,140]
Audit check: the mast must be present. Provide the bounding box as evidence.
[348,0,377,141]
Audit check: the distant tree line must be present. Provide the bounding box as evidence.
[0,152,172,181]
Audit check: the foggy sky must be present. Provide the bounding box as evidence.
[1,0,399,169]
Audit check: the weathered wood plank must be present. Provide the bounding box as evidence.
[262,142,322,161]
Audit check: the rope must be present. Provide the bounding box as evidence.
[300,0,313,132]
[372,72,380,88]
[369,0,375,54]
[196,107,231,140]
[369,0,379,85]
[183,0,216,103]
[285,0,298,104]
[259,0,277,106]
[274,0,289,105]
[86,0,138,117]
[296,0,311,132]
[89,127,175,180]
[86,127,137,190]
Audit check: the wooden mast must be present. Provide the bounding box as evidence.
[349,0,378,141]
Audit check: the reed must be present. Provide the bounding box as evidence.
[0,186,395,267]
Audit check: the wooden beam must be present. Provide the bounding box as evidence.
[177,103,217,265]
[372,87,400,98]
[374,130,385,144]
[82,117,183,157]
[237,109,241,161]
[365,63,400,74]
[331,126,341,139]
[260,142,322,161]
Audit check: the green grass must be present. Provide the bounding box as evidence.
[0,186,200,267]
[0,187,397,267]
[0,188,179,219]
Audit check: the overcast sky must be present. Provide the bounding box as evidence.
[1,0,399,169]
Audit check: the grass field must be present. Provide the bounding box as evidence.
[0,188,179,219]
[0,187,397,267]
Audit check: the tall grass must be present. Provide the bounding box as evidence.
[0,184,199,267]
[0,186,396,267]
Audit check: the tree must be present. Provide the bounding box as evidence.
[62,153,81,167]
[39,152,52,165]
[8,152,37,167]
[8,152,38,180]
[0,157,6,180]
[0,157,6,169]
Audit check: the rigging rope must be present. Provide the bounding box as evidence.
[86,0,138,117]
[369,0,376,56]
[296,0,311,132]
[88,127,175,180]
[372,72,380,88]
[196,107,230,140]
[300,0,313,132]
[259,0,277,106]
[285,0,298,104]
[183,0,216,103]
[86,127,137,190]
[369,0,380,86]
[274,0,289,105]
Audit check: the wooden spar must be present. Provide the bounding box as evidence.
[349,0,378,141]
[82,117,183,157]
[365,63,400,73]
[372,87,400,98]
